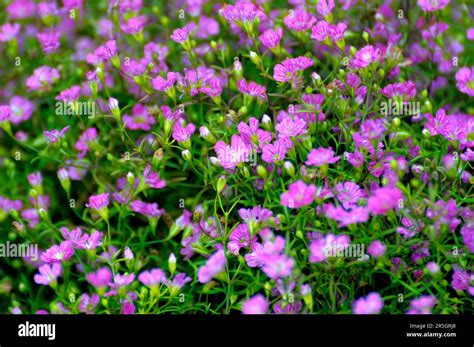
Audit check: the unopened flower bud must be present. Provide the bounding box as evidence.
[168,253,176,276]
[181,149,192,161]
[217,175,227,194]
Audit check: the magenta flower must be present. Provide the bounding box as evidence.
[43,126,70,143]
[273,56,314,83]
[262,254,295,279]
[0,23,20,42]
[75,127,98,158]
[367,187,403,215]
[306,147,340,166]
[237,79,267,99]
[120,15,146,34]
[86,193,110,211]
[238,205,273,225]
[380,81,417,99]
[237,117,272,149]
[86,267,112,289]
[262,140,288,163]
[418,0,449,12]
[41,241,74,263]
[311,20,331,41]
[9,96,34,125]
[309,233,351,262]
[123,104,155,131]
[0,105,11,123]
[36,31,61,54]
[455,67,474,97]
[130,200,165,218]
[198,249,226,283]
[368,240,387,258]
[151,72,179,92]
[220,1,260,24]
[56,85,82,103]
[214,135,252,169]
[349,45,381,69]
[227,224,257,255]
[407,296,437,314]
[94,40,118,62]
[143,164,166,189]
[26,66,60,91]
[335,181,365,209]
[280,180,316,208]
[259,28,283,49]
[78,293,100,314]
[275,115,307,138]
[138,268,167,287]
[317,0,335,17]
[172,122,196,142]
[170,23,194,43]
[352,292,384,314]
[284,9,316,32]
[323,204,369,227]
[168,273,192,292]
[461,224,474,254]
[242,294,269,314]
[34,263,62,286]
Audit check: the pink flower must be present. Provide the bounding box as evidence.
[78,294,100,314]
[26,66,60,91]
[335,181,365,209]
[353,292,384,314]
[123,104,155,131]
[9,96,34,125]
[242,294,269,314]
[262,140,288,163]
[284,9,316,32]
[94,40,118,62]
[86,193,109,210]
[0,23,20,42]
[220,1,260,24]
[170,23,195,43]
[306,147,340,166]
[276,115,307,138]
[259,28,283,49]
[0,105,11,123]
[36,31,61,54]
[368,240,387,258]
[151,72,179,92]
[86,267,112,289]
[380,81,416,99]
[41,241,74,263]
[323,204,369,227]
[138,268,167,287]
[198,250,226,283]
[455,67,474,97]
[367,187,403,215]
[56,85,82,103]
[262,254,294,279]
[74,128,98,158]
[34,263,62,285]
[172,122,196,142]
[43,126,70,143]
[317,0,335,17]
[349,45,381,69]
[130,200,165,218]
[273,56,314,83]
[309,233,351,262]
[237,79,267,99]
[214,135,253,169]
[227,224,257,255]
[143,164,166,189]
[120,15,146,34]
[407,296,437,314]
[418,0,449,12]
[311,20,331,41]
[280,180,316,208]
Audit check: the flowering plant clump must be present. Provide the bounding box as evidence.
[0,0,473,315]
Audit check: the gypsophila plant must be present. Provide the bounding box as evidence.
[0,0,473,315]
